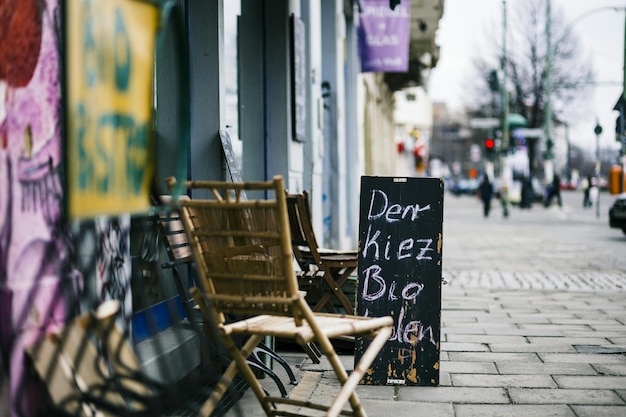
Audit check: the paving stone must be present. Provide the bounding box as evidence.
[539,353,626,364]
[440,361,498,374]
[446,334,527,344]
[589,324,626,332]
[593,364,626,376]
[447,322,518,330]
[350,383,396,400]
[441,342,489,352]
[508,388,624,405]
[442,310,502,319]
[455,404,575,417]
[496,362,597,375]
[451,374,557,388]
[573,345,626,354]
[554,376,626,389]
[397,386,509,404]
[488,307,540,314]
[448,352,541,362]
[527,337,611,346]
[441,301,489,311]
[481,315,553,324]
[562,330,626,339]
[570,405,626,417]
[551,319,623,326]
[442,317,479,324]
[489,343,576,353]
[441,326,487,335]
[484,328,563,336]
[519,324,592,332]
[438,371,452,386]
[360,400,454,417]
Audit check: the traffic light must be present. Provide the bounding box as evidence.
[488,70,499,92]
[484,138,496,159]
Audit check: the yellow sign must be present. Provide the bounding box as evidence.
[67,0,159,218]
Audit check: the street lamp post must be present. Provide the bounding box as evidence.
[594,121,603,218]
[499,0,510,219]
[502,0,509,153]
[622,10,626,194]
[543,0,555,188]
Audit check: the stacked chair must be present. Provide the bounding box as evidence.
[285,191,359,314]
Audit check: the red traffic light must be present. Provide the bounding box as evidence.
[485,138,495,149]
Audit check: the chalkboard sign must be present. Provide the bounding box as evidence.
[355,176,443,386]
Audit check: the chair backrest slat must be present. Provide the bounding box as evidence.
[157,195,194,265]
[286,192,319,248]
[179,176,301,322]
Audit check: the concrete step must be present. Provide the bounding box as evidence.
[135,320,201,384]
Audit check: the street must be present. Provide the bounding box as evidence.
[443,189,626,289]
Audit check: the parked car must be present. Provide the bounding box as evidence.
[449,178,480,196]
[608,194,626,235]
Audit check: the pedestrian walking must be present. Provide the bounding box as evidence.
[520,176,533,209]
[582,174,592,208]
[478,175,494,217]
[500,182,510,218]
[544,173,562,207]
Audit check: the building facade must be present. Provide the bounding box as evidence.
[0,1,443,415]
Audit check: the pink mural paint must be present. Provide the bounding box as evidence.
[0,1,83,416]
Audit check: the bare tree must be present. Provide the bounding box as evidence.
[469,0,593,128]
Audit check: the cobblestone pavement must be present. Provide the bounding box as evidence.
[442,190,626,291]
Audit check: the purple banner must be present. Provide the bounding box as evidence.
[358,0,411,73]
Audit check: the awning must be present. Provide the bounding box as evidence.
[507,113,528,128]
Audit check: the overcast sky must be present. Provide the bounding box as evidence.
[428,0,625,152]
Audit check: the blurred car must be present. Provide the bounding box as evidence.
[449,178,480,196]
[608,194,626,235]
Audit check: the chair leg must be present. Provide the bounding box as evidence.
[254,343,298,386]
[220,334,276,416]
[313,267,356,315]
[300,341,322,364]
[196,359,239,416]
[247,353,289,397]
[324,327,393,417]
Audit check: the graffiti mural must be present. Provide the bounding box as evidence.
[96,215,132,328]
[0,1,83,416]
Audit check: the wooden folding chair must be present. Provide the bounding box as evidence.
[155,194,300,394]
[176,175,393,417]
[285,191,358,315]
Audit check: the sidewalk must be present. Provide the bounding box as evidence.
[225,192,626,417]
[225,286,626,417]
